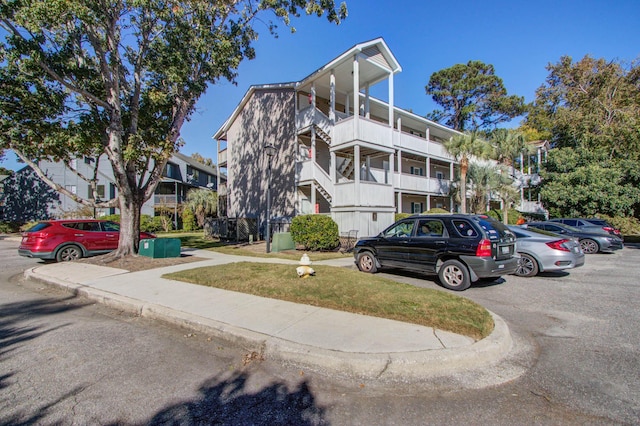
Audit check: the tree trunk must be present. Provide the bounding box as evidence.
[502,200,509,225]
[113,193,142,257]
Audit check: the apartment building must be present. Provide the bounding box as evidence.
[214,38,466,237]
[5,152,222,225]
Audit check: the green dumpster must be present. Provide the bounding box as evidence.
[139,238,181,258]
[271,232,295,252]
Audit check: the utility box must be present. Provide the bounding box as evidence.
[139,238,181,258]
[271,232,295,253]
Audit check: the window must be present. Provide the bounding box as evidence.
[65,185,77,195]
[436,171,444,180]
[417,219,444,237]
[411,202,423,214]
[410,166,423,176]
[87,185,105,199]
[383,221,414,238]
[163,163,180,179]
[452,220,478,237]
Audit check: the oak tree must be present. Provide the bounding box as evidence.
[0,0,347,257]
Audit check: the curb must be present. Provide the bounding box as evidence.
[24,267,522,387]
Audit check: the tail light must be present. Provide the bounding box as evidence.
[602,226,613,232]
[475,239,492,257]
[546,239,570,252]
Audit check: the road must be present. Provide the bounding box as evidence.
[1,238,639,424]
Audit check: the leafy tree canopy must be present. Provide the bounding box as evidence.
[539,148,640,218]
[0,0,346,256]
[426,60,525,131]
[527,55,640,160]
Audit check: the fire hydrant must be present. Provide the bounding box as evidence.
[296,253,315,278]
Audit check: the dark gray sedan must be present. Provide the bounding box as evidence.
[508,225,585,277]
[524,222,624,254]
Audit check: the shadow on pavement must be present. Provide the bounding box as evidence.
[140,372,327,426]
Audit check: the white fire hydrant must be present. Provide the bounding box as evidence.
[296,253,315,278]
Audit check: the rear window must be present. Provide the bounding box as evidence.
[476,216,512,241]
[452,220,478,237]
[25,222,52,232]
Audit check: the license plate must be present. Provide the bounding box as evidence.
[501,246,510,254]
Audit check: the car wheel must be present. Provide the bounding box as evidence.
[356,251,378,273]
[580,238,599,254]
[438,259,471,291]
[56,245,83,262]
[515,253,539,277]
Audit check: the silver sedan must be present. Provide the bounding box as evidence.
[508,225,585,277]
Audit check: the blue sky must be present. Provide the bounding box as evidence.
[2,0,639,171]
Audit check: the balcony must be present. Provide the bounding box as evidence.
[333,181,394,208]
[332,116,393,149]
[393,173,450,195]
[154,194,184,205]
[394,132,452,160]
[218,148,227,166]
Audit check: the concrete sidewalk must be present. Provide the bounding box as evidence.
[24,249,517,385]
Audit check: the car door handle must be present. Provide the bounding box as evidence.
[435,240,446,244]
[106,234,116,237]
[74,233,84,236]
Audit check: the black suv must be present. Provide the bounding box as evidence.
[353,214,518,291]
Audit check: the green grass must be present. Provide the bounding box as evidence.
[163,262,494,340]
[156,231,349,261]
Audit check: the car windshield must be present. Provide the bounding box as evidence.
[382,221,414,238]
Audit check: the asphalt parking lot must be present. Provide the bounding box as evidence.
[374,243,640,424]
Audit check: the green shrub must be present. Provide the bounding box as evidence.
[101,213,167,233]
[424,208,450,214]
[181,206,197,231]
[0,221,22,233]
[597,215,640,236]
[394,213,412,222]
[486,208,522,224]
[290,215,339,251]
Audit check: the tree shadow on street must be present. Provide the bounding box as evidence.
[140,371,328,426]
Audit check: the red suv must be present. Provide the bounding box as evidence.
[19,219,155,262]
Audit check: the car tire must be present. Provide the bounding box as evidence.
[438,259,471,291]
[515,253,539,277]
[580,238,599,254]
[56,244,83,262]
[356,251,378,273]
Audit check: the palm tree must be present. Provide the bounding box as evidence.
[185,188,218,228]
[467,162,500,214]
[444,131,490,213]
[489,129,530,223]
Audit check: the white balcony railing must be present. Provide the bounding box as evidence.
[218,148,227,165]
[332,117,392,148]
[333,181,394,208]
[393,173,451,195]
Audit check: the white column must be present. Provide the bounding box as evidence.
[450,162,454,180]
[311,126,316,166]
[397,149,402,189]
[330,151,336,184]
[330,70,336,125]
[388,72,394,126]
[427,195,431,211]
[354,145,361,205]
[397,191,402,213]
[311,182,317,214]
[426,157,431,179]
[365,84,370,119]
[389,152,395,187]
[353,55,359,140]
[311,82,316,108]
[425,126,430,141]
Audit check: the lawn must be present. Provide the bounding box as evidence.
[163,262,494,341]
[157,231,350,261]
